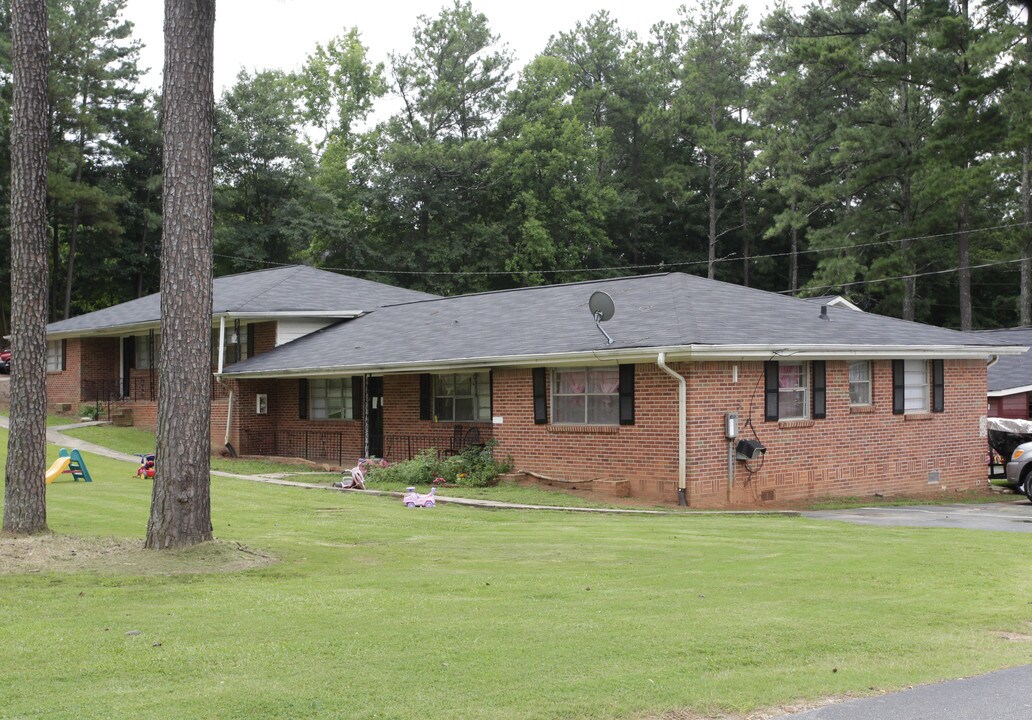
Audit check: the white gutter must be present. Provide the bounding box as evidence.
[217,316,226,374]
[213,311,364,319]
[657,353,688,507]
[217,343,1030,380]
[988,383,1032,397]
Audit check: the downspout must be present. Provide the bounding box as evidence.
[657,353,688,506]
[987,354,999,369]
[215,317,237,457]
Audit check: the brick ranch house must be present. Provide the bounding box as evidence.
[43,265,434,441]
[208,271,1024,507]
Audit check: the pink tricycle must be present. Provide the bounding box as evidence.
[403,486,436,508]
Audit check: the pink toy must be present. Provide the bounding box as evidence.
[403,486,436,508]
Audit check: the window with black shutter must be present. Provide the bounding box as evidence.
[812,361,826,419]
[532,368,547,424]
[619,364,635,425]
[764,361,779,421]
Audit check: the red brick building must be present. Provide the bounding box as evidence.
[47,269,1024,507]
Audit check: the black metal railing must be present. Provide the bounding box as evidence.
[81,374,230,408]
[242,428,360,467]
[384,426,488,462]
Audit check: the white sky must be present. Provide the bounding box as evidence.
[121,0,785,95]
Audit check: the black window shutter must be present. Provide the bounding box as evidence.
[61,339,67,371]
[419,374,433,421]
[812,361,826,419]
[246,323,255,359]
[932,359,944,413]
[299,379,308,420]
[352,376,363,419]
[619,364,635,425]
[764,361,779,422]
[488,370,494,418]
[892,360,905,415]
[532,368,548,425]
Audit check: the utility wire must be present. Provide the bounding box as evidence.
[214,220,1031,280]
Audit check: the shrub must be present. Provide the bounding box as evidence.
[365,441,511,488]
[78,404,100,421]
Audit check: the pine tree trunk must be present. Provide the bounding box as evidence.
[4,0,50,535]
[145,0,216,549]
[958,193,972,331]
[1022,146,1031,326]
[708,152,717,280]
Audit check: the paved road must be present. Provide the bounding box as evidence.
[781,665,1032,719]
[803,500,1032,532]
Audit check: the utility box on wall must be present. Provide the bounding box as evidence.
[256,393,268,416]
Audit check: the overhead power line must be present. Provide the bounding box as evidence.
[214,220,1031,280]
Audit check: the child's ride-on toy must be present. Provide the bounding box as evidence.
[403,486,436,508]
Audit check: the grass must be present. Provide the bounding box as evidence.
[3,430,1032,719]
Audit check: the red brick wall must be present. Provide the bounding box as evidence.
[681,359,987,507]
[230,377,365,466]
[229,359,987,506]
[46,337,120,411]
[490,365,677,498]
[380,374,494,460]
[46,339,81,409]
[484,360,987,506]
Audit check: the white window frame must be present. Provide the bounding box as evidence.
[135,333,160,370]
[777,361,809,421]
[434,371,490,422]
[551,366,621,425]
[45,340,64,373]
[903,359,929,414]
[849,361,872,406]
[309,378,354,421]
[212,324,249,367]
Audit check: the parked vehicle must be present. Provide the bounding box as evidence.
[987,417,1032,500]
[0,348,10,375]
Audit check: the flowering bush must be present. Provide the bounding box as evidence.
[365,441,511,488]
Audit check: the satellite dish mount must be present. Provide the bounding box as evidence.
[589,291,616,345]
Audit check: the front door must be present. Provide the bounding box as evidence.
[366,376,384,459]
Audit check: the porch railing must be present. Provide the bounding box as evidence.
[242,428,356,467]
[384,426,489,462]
[80,374,230,408]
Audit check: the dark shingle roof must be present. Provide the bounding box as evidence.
[46,265,436,336]
[971,328,1032,393]
[223,272,1016,377]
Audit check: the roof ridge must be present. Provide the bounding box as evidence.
[378,272,674,309]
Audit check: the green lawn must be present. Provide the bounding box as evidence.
[2,429,1032,719]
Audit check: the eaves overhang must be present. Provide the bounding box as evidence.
[46,311,364,340]
[988,383,1032,397]
[218,343,1026,380]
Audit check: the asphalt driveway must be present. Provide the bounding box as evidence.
[780,664,1032,719]
[802,499,1032,532]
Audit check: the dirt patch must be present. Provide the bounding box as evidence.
[998,631,1032,642]
[0,533,276,575]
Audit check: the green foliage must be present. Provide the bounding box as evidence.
[5,0,1032,328]
[77,404,99,421]
[366,440,511,488]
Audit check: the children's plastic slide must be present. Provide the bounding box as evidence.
[45,457,72,484]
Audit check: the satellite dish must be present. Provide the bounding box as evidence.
[588,291,616,344]
[589,291,615,322]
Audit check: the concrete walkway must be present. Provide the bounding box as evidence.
[0,416,798,517]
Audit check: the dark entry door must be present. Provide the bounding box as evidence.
[121,336,135,398]
[367,376,384,458]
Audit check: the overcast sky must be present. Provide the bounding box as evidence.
[121,0,786,96]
